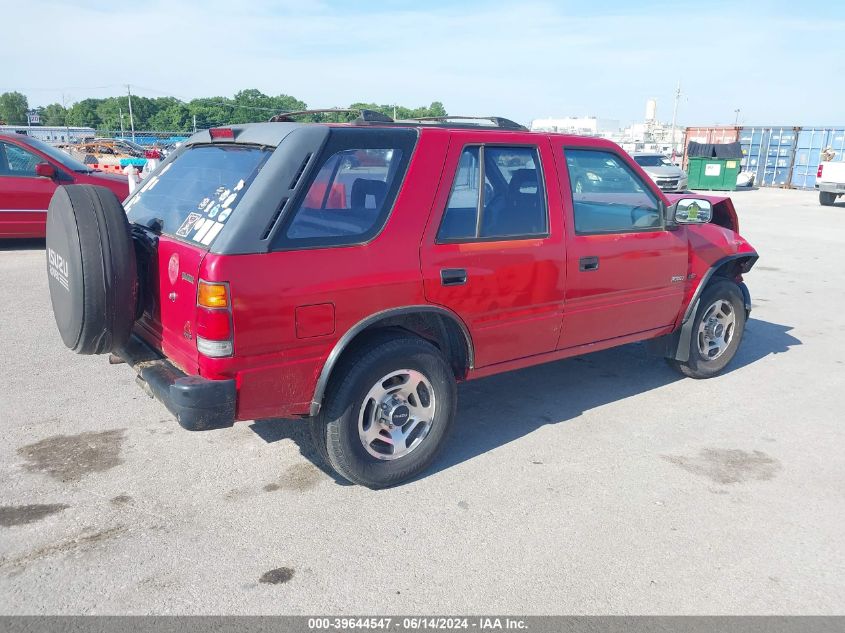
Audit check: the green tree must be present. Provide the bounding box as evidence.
[0,91,29,125]
[148,101,191,132]
[39,103,67,126]
[66,99,102,128]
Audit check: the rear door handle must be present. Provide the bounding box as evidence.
[579,256,599,272]
[440,268,467,286]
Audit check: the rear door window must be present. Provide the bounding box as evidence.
[437,145,547,242]
[124,145,271,246]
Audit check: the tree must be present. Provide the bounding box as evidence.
[0,91,29,125]
[39,103,67,126]
[66,99,101,128]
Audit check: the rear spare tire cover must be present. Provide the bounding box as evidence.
[46,185,138,355]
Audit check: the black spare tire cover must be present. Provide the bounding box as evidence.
[46,185,138,355]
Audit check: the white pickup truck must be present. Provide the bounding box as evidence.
[816,160,845,206]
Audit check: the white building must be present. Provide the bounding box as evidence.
[530,116,620,136]
[0,125,95,144]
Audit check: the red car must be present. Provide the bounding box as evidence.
[45,111,758,488]
[0,133,128,238]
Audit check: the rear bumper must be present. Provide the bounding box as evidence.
[816,182,845,193]
[116,334,236,431]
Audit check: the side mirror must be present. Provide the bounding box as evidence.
[673,198,713,224]
[35,162,57,179]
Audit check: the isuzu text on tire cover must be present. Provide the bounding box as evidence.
[45,110,758,488]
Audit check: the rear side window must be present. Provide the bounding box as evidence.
[565,149,662,234]
[284,148,403,242]
[274,127,417,249]
[124,145,271,246]
[437,145,547,242]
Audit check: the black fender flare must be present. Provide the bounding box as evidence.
[662,253,757,362]
[309,305,474,417]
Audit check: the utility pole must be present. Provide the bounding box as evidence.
[126,84,136,142]
[62,92,70,142]
[669,80,682,161]
[193,114,197,133]
[119,105,125,138]
[734,108,741,125]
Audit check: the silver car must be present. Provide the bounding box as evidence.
[631,152,688,192]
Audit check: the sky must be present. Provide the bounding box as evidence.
[1,0,843,128]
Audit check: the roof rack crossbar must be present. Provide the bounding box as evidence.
[398,116,527,131]
[269,108,393,123]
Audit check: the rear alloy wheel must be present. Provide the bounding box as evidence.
[668,279,746,379]
[819,191,836,206]
[311,336,456,488]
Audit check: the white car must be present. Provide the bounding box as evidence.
[816,160,845,206]
[631,152,688,192]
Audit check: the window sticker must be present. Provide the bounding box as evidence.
[176,212,203,237]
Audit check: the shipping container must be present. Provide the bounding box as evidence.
[790,127,845,189]
[738,127,798,188]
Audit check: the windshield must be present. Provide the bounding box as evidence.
[124,144,271,246]
[634,155,673,167]
[20,136,93,172]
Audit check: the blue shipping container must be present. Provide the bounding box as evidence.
[739,127,797,187]
[790,127,845,189]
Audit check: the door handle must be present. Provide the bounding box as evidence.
[579,256,599,272]
[440,268,467,286]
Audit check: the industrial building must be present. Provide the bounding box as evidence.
[0,125,95,143]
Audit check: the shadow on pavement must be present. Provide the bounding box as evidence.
[0,238,45,252]
[250,317,801,484]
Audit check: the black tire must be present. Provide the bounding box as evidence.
[310,336,457,488]
[46,185,138,355]
[668,279,746,379]
[819,191,836,206]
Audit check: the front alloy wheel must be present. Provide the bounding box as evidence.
[697,299,736,361]
[668,279,747,379]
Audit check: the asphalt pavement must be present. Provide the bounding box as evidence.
[0,188,843,614]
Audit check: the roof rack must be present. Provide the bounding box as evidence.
[397,116,528,131]
[268,109,529,132]
[269,108,393,123]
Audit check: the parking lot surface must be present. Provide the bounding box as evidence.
[1,188,843,614]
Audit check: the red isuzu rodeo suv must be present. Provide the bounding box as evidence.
[45,110,758,488]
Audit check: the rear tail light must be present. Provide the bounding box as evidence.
[196,281,233,357]
[817,164,824,178]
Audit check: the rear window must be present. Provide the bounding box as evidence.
[125,145,271,246]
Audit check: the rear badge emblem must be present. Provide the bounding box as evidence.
[168,253,179,285]
[671,275,685,283]
[181,272,195,284]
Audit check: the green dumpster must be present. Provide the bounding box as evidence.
[685,141,743,191]
[687,157,741,191]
